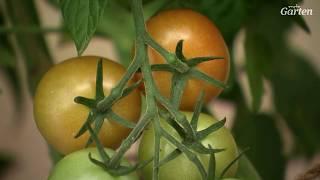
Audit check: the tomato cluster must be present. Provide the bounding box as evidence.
[34,9,237,180]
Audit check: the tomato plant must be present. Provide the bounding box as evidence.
[145,9,230,110]
[34,56,141,155]
[138,112,238,179]
[48,148,139,180]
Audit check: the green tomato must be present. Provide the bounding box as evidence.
[138,112,238,179]
[49,148,138,180]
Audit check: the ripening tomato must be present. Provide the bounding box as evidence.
[138,112,238,179]
[48,148,138,180]
[145,9,230,110]
[34,56,141,155]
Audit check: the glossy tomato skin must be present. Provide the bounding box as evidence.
[48,148,138,180]
[34,56,141,155]
[138,112,238,179]
[146,9,230,110]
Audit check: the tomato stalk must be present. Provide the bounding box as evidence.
[75,0,233,179]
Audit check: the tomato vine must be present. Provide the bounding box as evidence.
[71,0,242,179]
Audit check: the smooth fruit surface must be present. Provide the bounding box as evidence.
[146,9,230,110]
[34,56,141,154]
[138,112,238,179]
[48,148,138,180]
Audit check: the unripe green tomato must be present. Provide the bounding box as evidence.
[48,148,138,180]
[138,112,238,180]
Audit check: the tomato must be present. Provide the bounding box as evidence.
[34,56,141,155]
[48,147,138,180]
[145,9,230,110]
[138,112,238,179]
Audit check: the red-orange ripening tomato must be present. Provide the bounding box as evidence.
[34,56,141,155]
[146,9,230,110]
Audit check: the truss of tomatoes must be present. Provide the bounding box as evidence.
[34,9,239,180]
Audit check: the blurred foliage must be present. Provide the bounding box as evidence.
[0,10,20,103]
[4,0,53,94]
[0,152,14,176]
[0,0,319,179]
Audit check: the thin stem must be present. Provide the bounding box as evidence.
[109,113,152,167]
[156,94,197,140]
[108,0,156,167]
[96,56,142,112]
[152,114,162,180]
[161,129,207,179]
[144,34,189,73]
[0,26,64,34]
[170,74,187,109]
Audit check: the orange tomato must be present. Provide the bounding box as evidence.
[34,56,141,154]
[146,9,230,110]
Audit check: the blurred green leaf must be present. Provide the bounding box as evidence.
[270,52,320,155]
[96,1,134,67]
[233,113,286,180]
[60,0,108,55]
[0,12,21,104]
[290,15,310,34]
[0,46,21,104]
[96,0,168,67]
[244,29,265,112]
[242,0,319,156]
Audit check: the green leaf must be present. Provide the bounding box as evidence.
[96,1,134,67]
[270,52,320,155]
[281,1,310,33]
[291,15,310,34]
[233,114,286,180]
[60,0,108,55]
[244,29,265,112]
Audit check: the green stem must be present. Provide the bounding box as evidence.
[96,58,142,112]
[144,34,189,73]
[108,0,156,167]
[152,114,162,180]
[156,94,197,139]
[109,113,152,167]
[170,74,187,109]
[0,26,63,34]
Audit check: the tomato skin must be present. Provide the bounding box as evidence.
[34,56,141,155]
[145,9,230,110]
[48,148,138,180]
[138,112,238,179]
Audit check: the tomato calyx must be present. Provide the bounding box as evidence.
[73,60,137,141]
[72,59,150,176]
[159,91,226,154]
[86,124,152,176]
[149,40,228,92]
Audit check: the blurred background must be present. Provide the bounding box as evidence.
[0,0,319,180]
